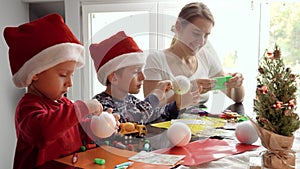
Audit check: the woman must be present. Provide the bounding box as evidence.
[143,2,245,105]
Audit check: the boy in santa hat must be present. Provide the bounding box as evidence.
[3,14,119,169]
[89,31,202,124]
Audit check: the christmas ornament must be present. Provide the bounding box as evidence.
[91,111,116,138]
[167,122,191,147]
[173,75,190,95]
[235,121,258,144]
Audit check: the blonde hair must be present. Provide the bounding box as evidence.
[170,2,215,46]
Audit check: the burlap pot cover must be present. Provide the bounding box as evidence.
[250,120,296,169]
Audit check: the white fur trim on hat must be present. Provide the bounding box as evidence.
[13,43,84,88]
[97,52,145,85]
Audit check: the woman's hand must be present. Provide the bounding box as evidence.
[191,79,215,94]
[225,72,244,89]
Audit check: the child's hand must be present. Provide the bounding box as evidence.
[151,80,173,100]
[175,84,202,110]
[90,109,118,138]
[157,80,173,92]
[109,108,121,131]
[85,99,103,116]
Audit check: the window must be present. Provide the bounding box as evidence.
[81,2,157,100]
[80,1,259,104]
[156,1,260,111]
[261,1,300,103]
[67,0,299,111]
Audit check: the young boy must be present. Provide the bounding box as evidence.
[89,31,202,124]
[3,14,118,169]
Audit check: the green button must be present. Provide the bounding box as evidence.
[81,146,86,151]
[94,158,105,165]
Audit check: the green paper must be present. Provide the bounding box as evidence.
[213,76,232,90]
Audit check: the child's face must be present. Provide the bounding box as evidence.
[115,65,145,94]
[31,61,77,100]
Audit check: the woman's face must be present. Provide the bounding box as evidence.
[177,17,213,54]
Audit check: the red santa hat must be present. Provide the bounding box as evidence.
[3,13,84,88]
[89,31,144,86]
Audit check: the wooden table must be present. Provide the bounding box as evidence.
[47,101,245,169]
[55,145,170,169]
[39,96,300,169]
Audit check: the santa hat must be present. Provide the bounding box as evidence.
[3,13,84,88]
[89,31,144,86]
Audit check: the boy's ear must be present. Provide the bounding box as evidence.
[32,74,39,81]
[175,20,182,32]
[107,73,118,84]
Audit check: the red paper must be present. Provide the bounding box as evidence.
[154,138,259,166]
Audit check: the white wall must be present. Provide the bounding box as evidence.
[0,1,28,168]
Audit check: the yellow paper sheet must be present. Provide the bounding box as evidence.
[150,117,226,135]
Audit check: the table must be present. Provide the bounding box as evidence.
[190,129,300,169]
[55,145,169,169]
[39,93,300,169]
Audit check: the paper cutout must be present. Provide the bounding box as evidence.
[171,119,204,125]
[153,138,259,166]
[212,76,232,90]
[129,151,185,165]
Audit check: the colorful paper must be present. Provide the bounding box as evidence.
[153,138,259,166]
[129,151,185,165]
[212,76,232,90]
[150,117,226,135]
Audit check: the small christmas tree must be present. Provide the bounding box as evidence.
[254,44,300,137]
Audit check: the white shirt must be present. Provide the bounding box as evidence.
[144,46,223,103]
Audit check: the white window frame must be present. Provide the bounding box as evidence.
[65,0,263,102]
[67,0,158,101]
